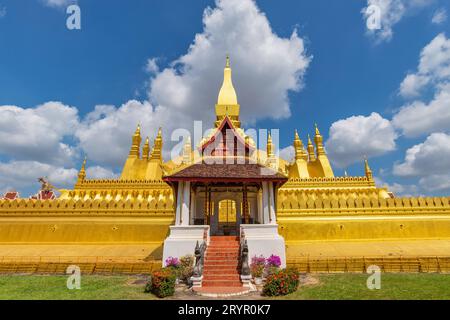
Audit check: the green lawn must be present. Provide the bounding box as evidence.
[0,274,450,300]
[284,273,450,300]
[0,275,155,300]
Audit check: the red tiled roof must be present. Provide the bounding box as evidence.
[3,192,19,200]
[163,163,287,182]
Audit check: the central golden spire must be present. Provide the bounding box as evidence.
[215,55,240,128]
[217,55,238,105]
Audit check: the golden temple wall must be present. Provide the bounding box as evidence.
[277,184,450,242]
[0,195,174,244]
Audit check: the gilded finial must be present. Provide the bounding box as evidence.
[143,137,150,160]
[315,123,321,135]
[294,129,300,141]
[307,134,316,162]
[78,156,87,182]
[364,157,373,179]
[226,54,230,68]
[267,132,273,158]
[150,128,163,161]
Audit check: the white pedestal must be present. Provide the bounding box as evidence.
[162,225,210,267]
[240,224,286,268]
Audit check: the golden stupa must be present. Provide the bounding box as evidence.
[1,57,449,273]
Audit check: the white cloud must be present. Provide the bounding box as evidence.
[0,102,79,166]
[74,0,310,168]
[279,146,294,163]
[325,113,397,168]
[394,133,450,178]
[399,33,450,98]
[145,58,160,74]
[148,0,310,125]
[432,8,447,25]
[393,34,450,137]
[86,166,117,179]
[75,100,180,167]
[0,160,78,194]
[363,0,433,43]
[399,74,430,98]
[419,174,450,192]
[393,84,450,137]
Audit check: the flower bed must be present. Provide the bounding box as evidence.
[262,268,300,297]
[145,268,176,298]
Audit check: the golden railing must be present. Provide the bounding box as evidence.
[287,255,450,273]
[0,256,162,275]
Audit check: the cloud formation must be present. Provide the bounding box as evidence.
[432,8,447,25]
[148,0,311,125]
[393,133,450,177]
[0,102,79,166]
[325,113,397,168]
[399,33,450,99]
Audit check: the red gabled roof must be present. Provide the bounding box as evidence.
[3,191,19,200]
[199,116,253,152]
[163,163,288,183]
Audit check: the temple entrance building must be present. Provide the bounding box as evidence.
[161,68,289,267]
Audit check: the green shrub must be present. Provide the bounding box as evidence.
[146,268,176,298]
[262,268,300,296]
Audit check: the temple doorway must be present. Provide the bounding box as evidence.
[218,199,237,236]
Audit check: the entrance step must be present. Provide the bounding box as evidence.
[202,279,243,287]
[201,236,242,289]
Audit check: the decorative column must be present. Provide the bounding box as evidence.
[257,188,263,224]
[204,184,209,225]
[268,182,276,224]
[243,184,249,224]
[181,181,190,226]
[262,181,270,224]
[190,187,196,225]
[175,182,184,226]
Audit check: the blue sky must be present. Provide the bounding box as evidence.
[0,0,450,196]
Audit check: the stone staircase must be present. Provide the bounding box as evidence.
[201,236,243,289]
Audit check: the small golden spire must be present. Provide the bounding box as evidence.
[150,128,163,161]
[183,136,192,164]
[78,156,87,182]
[267,132,273,158]
[315,123,321,136]
[364,157,373,180]
[307,134,316,162]
[314,124,326,156]
[294,130,307,161]
[142,137,150,160]
[129,124,142,158]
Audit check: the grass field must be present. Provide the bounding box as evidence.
[0,275,155,300]
[284,273,450,300]
[0,273,450,300]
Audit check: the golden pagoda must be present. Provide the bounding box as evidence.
[0,57,450,275]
